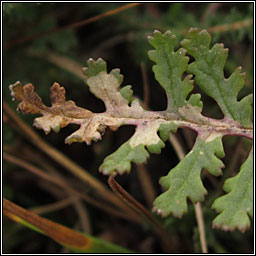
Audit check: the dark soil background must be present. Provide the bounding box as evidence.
[2,2,253,254]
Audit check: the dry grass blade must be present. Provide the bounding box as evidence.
[136,165,156,207]
[3,151,141,223]
[140,62,150,109]
[207,18,253,33]
[30,50,85,79]
[3,101,136,217]
[30,197,75,215]
[108,175,177,253]
[3,3,141,50]
[3,198,91,248]
[28,194,91,234]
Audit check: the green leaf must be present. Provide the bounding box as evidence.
[120,85,133,103]
[153,134,225,217]
[148,30,196,113]
[181,28,253,128]
[212,149,253,232]
[83,58,107,79]
[10,28,253,232]
[158,122,179,141]
[100,141,149,175]
[100,120,178,175]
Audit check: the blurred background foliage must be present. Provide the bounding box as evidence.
[3,2,253,253]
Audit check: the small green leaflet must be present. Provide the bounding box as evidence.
[153,134,224,218]
[212,149,253,232]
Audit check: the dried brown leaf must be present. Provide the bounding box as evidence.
[10,81,93,135]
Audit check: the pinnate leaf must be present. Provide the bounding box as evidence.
[148,29,252,223]
[10,28,253,232]
[9,59,178,175]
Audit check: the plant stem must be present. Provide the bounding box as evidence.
[108,175,159,226]
[108,175,178,253]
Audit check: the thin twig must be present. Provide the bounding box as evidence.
[3,101,136,216]
[30,197,74,215]
[71,197,91,234]
[29,50,85,79]
[36,178,91,234]
[207,18,253,33]
[21,147,92,234]
[136,165,156,207]
[3,151,141,223]
[108,175,177,253]
[169,133,186,160]
[3,3,141,50]
[108,175,157,224]
[194,203,208,253]
[140,62,150,109]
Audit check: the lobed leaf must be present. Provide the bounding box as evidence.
[9,81,93,135]
[212,149,253,232]
[9,59,178,175]
[83,58,107,79]
[181,28,253,128]
[153,133,225,218]
[10,28,253,232]
[100,120,178,175]
[148,30,200,113]
[100,141,150,175]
